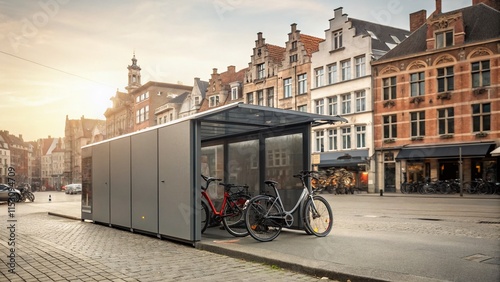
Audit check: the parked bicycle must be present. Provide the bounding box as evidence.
[200,175,251,237]
[19,186,35,202]
[244,170,333,242]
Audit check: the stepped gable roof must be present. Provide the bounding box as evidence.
[299,34,323,56]
[349,18,410,52]
[377,3,500,61]
[266,44,286,63]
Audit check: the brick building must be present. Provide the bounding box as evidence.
[199,66,246,112]
[371,0,500,192]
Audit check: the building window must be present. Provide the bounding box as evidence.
[383,114,397,139]
[284,78,292,98]
[383,77,396,100]
[298,73,307,94]
[290,54,298,63]
[136,91,149,103]
[356,126,366,148]
[332,30,342,50]
[195,96,200,105]
[410,72,425,97]
[231,87,238,100]
[472,103,490,132]
[341,127,351,149]
[355,56,366,78]
[315,67,324,88]
[297,105,307,112]
[355,90,366,112]
[410,111,425,137]
[341,60,351,81]
[315,99,324,115]
[257,90,264,106]
[135,105,149,124]
[341,93,351,114]
[209,96,220,107]
[328,96,338,116]
[257,63,265,79]
[267,88,274,107]
[291,41,297,50]
[438,108,454,135]
[471,60,490,88]
[247,93,254,104]
[327,64,337,84]
[435,30,453,49]
[328,129,338,150]
[315,131,324,152]
[437,66,454,92]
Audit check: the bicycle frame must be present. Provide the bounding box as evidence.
[262,177,315,228]
[201,189,232,218]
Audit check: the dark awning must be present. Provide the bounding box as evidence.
[318,149,368,167]
[395,142,495,160]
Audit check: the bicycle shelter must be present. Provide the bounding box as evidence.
[81,103,346,245]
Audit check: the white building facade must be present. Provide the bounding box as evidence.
[310,7,409,192]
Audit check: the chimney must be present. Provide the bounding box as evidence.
[291,23,297,33]
[212,68,218,74]
[227,65,235,73]
[435,0,442,14]
[410,10,427,32]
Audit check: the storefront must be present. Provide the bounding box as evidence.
[314,149,371,192]
[395,142,498,190]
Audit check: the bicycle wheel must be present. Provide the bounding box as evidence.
[201,201,209,234]
[27,192,35,202]
[222,194,250,237]
[245,195,282,242]
[304,195,333,237]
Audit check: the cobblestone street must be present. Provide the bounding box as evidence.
[0,211,328,281]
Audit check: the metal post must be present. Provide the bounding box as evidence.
[459,147,463,197]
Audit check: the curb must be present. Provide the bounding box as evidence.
[195,241,385,282]
[48,212,81,221]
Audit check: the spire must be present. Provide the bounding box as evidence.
[126,52,142,92]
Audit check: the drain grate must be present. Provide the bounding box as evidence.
[478,221,500,224]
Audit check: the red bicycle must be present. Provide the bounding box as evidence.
[201,175,251,237]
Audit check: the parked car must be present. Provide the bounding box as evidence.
[64,183,82,194]
[0,184,22,202]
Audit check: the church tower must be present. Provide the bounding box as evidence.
[126,53,141,93]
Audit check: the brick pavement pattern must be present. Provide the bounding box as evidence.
[0,212,329,281]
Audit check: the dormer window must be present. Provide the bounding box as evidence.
[231,87,238,100]
[209,96,220,107]
[436,30,453,49]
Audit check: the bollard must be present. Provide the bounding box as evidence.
[380,189,383,196]
[49,194,51,202]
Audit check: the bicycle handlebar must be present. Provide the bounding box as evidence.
[293,170,318,178]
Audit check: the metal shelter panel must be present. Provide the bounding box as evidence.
[82,103,347,244]
[131,130,158,234]
[92,142,110,223]
[158,121,197,241]
[110,137,131,228]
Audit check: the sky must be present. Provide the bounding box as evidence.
[0,0,471,141]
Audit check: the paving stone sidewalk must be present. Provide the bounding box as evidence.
[0,212,330,281]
